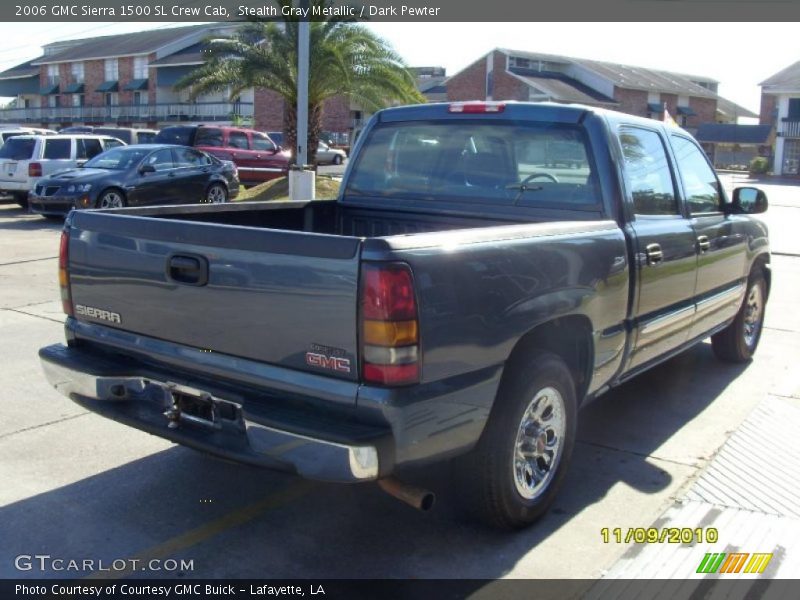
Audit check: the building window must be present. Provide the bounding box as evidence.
[133,56,148,80]
[72,94,84,107]
[47,95,59,108]
[788,98,800,120]
[104,59,118,81]
[46,64,59,86]
[133,91,147,105]
[71,62,84,83]
[105,92,117,106]
[784,140,800,175]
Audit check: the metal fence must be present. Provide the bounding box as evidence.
[0,102,254,124]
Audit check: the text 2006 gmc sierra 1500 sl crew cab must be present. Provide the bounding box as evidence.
[40,102,770,529]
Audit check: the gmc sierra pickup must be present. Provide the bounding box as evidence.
[40,102,770,529]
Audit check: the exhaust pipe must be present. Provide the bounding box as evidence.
[377,477,436,512]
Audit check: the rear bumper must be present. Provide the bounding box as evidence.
[0,181,28,193]
[39,343,384,483]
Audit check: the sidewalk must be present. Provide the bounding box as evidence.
[593,394,800,584]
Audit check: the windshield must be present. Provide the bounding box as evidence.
[84,147,150,170]
[0,137,36,160]
[345,121,599,208]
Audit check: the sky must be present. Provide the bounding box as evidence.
[1,21,798,117]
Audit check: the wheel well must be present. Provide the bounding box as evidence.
[752,254,771,298]
[502,316,594,403]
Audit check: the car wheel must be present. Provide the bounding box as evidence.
[206,183,228,204]
[711,272,767,363]
[332,155,343,165]
[454,351,577,529]
[13,192,28,209]
[97,189,126,209]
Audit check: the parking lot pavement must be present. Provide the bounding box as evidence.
[1,188,799,580]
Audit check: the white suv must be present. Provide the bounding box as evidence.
[0,127,57,144]
[0,134,124,208]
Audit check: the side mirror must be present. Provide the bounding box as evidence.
[731,187,768,214]
[139,164,156,175]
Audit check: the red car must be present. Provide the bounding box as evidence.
[155,125,290,185]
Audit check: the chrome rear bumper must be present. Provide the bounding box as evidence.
[40,344,380,482]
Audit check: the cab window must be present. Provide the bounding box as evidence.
[670,135,722,214]
[619,127,678,216]
[227,131,250,150]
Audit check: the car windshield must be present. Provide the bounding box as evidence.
[84,147,150,170]
[0,137,36,160]
[345,121,599,209]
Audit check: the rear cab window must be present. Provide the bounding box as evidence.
[154,126,196,146]
[43,138,72,160]
[345,121,600,209]
[618,127,679,216]
[227,130,250,150]
[77,138,104,160]
[0,137,36,160]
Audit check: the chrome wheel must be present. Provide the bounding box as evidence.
[99,191,124,208]
[207,184,227,203]
[743,282,763,349]
[513,386,566,500]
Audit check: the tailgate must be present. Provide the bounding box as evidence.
[67,211,363,382]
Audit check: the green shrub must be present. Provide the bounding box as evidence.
[749,157,769,174]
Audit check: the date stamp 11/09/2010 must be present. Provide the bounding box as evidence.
[600,527,719,545]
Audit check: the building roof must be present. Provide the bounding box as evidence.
[695,123,772,145]
[31,24,215,64]
[0,58,42,81]
[149,43,205,67]
[498,48,718,98]
[715,96,758,120]
[510,72,617,105]
[760,60,800,89]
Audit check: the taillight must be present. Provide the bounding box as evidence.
[360,263,420,386]
[59,230,73,317]
[448,102,506,114]
[29,162,42,177]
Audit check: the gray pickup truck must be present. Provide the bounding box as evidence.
[40,102,770,529]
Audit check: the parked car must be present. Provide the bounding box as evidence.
[316,141,347,165]
[266,131,284,148]
[0,134,124,208]
[155,125,289,185]
[59,126,159,145]
[41,102,770,529]
[0,127,57,144]
[28,144,239,217]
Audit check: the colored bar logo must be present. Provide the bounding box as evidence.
[696,552,773,574]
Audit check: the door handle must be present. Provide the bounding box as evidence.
[697,235,711,252]
[167,254,208,286]
[645,243,663,265]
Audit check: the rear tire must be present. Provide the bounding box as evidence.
[711,272,767,363]
[13,192,28,209]
[454,351,577,529]
[206,183,228,203]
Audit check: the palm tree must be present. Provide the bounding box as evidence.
[175,1,424,164]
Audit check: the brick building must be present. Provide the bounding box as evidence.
[0,24,356,136]
[759,60,800,176]
[445,49,753,134]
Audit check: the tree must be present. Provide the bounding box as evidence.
[175,1,425,165]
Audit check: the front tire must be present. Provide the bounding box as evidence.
[332,155,343,165]
[711,272,767,362]
[97,189,126,209]
[454,351,577,529]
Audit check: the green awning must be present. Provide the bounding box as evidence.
[677,106,696,116]
[123,78,148,91]
[647,102,663,113]
[39,83,59,95]
[63,82,84,93]
[96,80,119,92]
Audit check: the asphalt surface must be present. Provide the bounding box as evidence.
[0,177,798,580]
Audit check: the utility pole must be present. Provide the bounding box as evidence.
[289,0,315,200]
